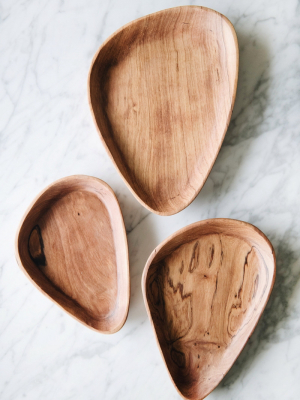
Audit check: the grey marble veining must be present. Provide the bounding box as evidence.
[1,0,300,399]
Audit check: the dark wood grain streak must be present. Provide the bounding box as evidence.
[142,219,276,400]
[28,225,46,267]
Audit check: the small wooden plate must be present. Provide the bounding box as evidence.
[15,176,130,334]
[142,219,275,399]
[89,6,238,215]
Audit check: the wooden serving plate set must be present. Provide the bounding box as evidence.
[15,6,276,400]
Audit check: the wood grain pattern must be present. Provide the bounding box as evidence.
[15,176,129,334]
[89,6,239,215]
[142,219,275,399]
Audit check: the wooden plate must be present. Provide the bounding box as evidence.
[142,219,275,399]
[89,6,238,215]
[15,176,129,334]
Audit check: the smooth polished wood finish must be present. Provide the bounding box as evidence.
[89,6,239,216]
[15,176,129,334]
[142,219,275,399]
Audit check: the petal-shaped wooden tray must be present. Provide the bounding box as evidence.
[89,6,238,215]
[142,219,275,399]
[15,176,129,334]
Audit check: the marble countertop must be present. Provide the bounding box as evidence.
[1,0,300,399]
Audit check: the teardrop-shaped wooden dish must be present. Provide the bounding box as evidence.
[89,6,238,216]
[142,219,275,399]
[15,176,130,334]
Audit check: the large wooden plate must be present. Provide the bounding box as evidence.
[89,6,238,215]
[15,176,129,334]
[142,219,275,399]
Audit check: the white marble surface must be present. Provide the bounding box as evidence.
[1,0,300,399]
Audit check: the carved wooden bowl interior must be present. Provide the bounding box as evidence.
[89,6,239,215]
[15,176,129,334]
[142,219,275,399]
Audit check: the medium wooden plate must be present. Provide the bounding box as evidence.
[142,219,275,399]
[89,6,238,215]
[15,176,130,334]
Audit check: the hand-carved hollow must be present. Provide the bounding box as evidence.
[142,219,276,399]
[89,6,239,215]
[15,176,129,334]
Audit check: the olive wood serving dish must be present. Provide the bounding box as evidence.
[89,6,239,216]
[15,176,129,334]
[142,219,275,399]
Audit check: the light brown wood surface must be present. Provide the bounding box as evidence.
[89,6,238,215]
[15,176,130,334]
[142,219,275,399]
